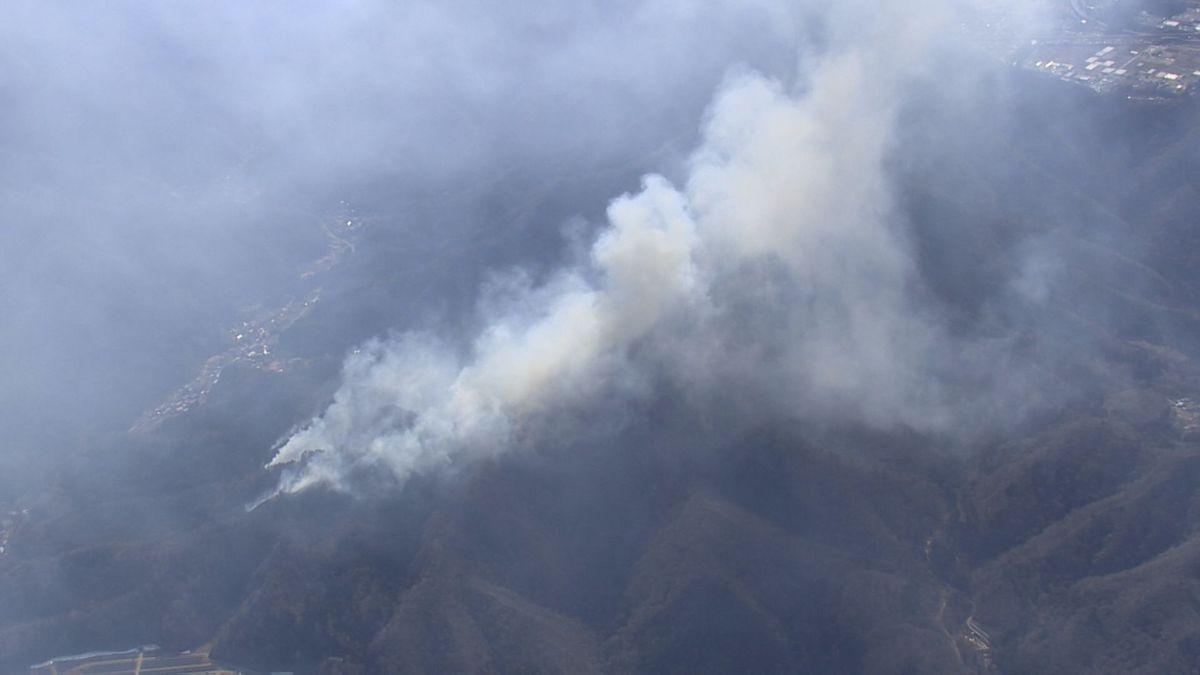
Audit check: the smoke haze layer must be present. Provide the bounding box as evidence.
[0,0,814,497]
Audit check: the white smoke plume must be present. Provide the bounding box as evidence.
[268,177,701,494]
[264,1,1035,498]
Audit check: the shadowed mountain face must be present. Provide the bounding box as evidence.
[6,12,1200,675]
[7,386,1200,674]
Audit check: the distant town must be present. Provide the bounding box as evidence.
[1017,0,1200,99]
[0,506,25,558]
[130,208,364,433]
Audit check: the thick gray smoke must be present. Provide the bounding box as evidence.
[268,173,701,494]
[265,0,1048,498]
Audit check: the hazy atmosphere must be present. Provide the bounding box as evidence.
[5,0,1200,673]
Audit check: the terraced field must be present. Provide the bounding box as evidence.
[30,648,250,675]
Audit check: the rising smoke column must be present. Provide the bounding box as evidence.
[267,177,701,495]
[265,10,983,496]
